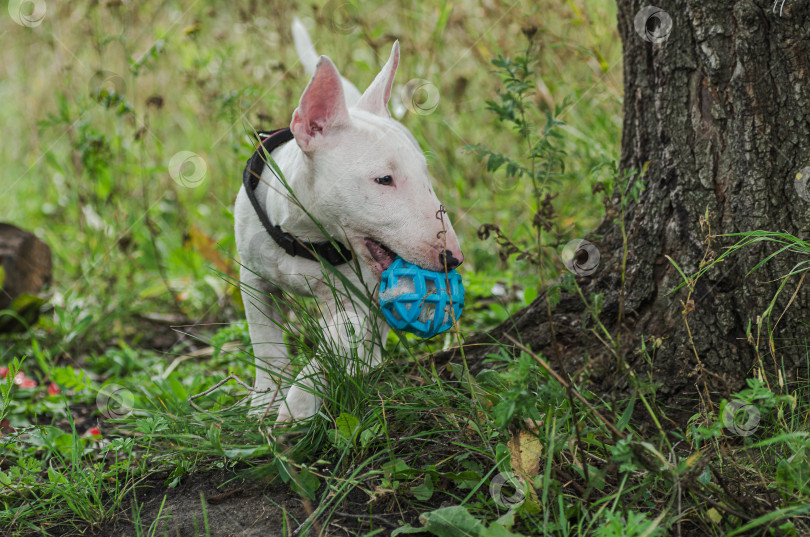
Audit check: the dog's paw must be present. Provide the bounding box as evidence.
[275,404,293,425]
[269,404,311,443]
[276,387,321,424]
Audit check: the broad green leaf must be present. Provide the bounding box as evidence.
[291,468,320,501]
[47,466,68,485]
[416,505,526,537]
[335,413,360,441]
[445,470,482,490]
[359,423,382,447]
[523,286,537,306]
[382,458,411,479]
[495,508,516,529]
[391,525,427,536]
[222,445,269,459]
[53,432,75,457]
[419,505,487,537]
[410,475,434,501]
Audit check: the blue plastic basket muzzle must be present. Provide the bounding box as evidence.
[379,257,465,338]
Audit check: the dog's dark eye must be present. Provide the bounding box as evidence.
[374,175,393,186]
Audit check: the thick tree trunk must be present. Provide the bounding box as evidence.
[445,0,810,401]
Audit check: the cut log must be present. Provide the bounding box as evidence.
[0,223,52,329]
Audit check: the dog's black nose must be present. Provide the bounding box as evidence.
[439,250,462,271]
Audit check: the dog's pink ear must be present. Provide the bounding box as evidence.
[291,56,349,151]
[355,41,399,117]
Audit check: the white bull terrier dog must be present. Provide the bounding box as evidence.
[234,19,463,424]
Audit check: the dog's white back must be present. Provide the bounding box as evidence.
[234,20,463,423]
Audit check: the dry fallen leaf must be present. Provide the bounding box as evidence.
[185,226,234,276]
[508,429,543,477]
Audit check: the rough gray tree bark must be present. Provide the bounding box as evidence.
[446,0,810,402]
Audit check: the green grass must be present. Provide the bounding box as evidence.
[1,1,809,536]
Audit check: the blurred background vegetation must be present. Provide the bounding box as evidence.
[0,0,621,345]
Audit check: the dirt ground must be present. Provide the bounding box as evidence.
[85,464,412,537]
[92,467,309,537]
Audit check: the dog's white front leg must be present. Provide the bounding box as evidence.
[240,269,291,417]
[276,306,387,424]
[276,361,323,423]
[328,307,385,376]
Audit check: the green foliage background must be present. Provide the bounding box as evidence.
[0,0,621,336]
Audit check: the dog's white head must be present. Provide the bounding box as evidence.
[289,43,463,280]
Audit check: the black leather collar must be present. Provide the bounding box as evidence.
[242,128,353,266]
